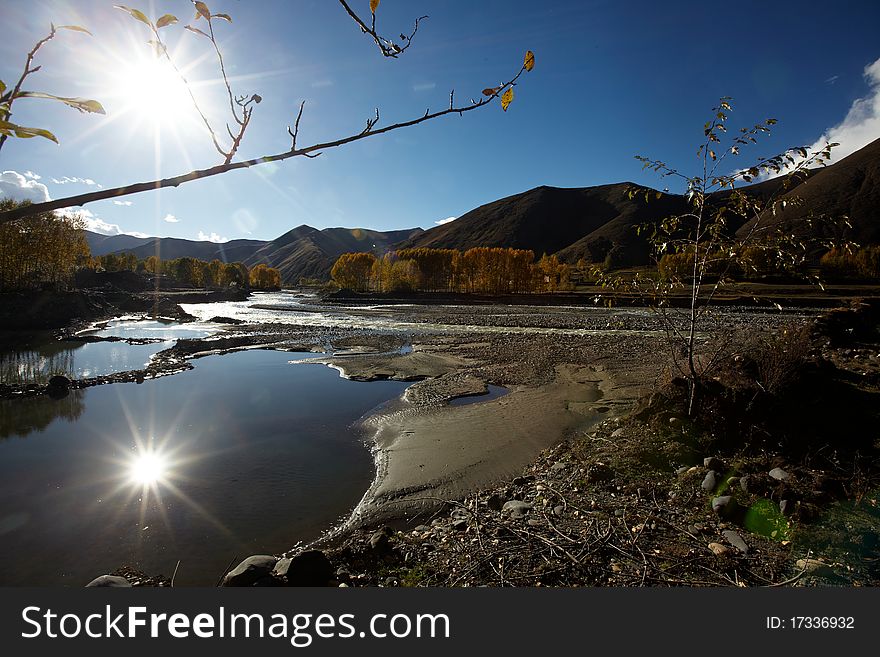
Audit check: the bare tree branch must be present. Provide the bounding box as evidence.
[0,86,511,225]
[337,0,427,58]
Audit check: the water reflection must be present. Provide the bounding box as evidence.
[0,349,409,585]
[0,340,166,385]
[0,391,85,438]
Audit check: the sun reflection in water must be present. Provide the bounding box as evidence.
[128,450,168,486]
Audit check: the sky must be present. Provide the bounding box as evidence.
[1,0,879,243]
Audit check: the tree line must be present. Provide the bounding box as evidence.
[330,247,572,294]
[0,199,281,291]
[89,253,281,290]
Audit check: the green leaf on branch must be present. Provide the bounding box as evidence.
[0,120,59,143]
[114,5,152,27]
[15,91,106,114]
[156,14,178,29]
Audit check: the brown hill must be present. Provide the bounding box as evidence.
[737,137,880,245]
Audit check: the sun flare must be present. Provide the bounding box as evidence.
[128,450,168,485]
[109,53,197,126]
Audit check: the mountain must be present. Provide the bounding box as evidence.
[84,138,877,280]
[736,136,880,245]
[85,225,423,283]
[242,225,424,282]
[400,139,879,266]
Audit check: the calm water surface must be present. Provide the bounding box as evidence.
[0,348,408,586]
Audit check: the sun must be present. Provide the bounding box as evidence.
[108,52,199,127]
[128,449,169,485]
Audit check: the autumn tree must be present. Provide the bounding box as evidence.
[249,263,281,289]
[0,1,536,226]
[0,199,88,291]
[331,252,377,291]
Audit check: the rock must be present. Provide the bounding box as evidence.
[487,493,506,511]
[277,550,333,586]
[739,474,769,496]
[711,496,742,520]
[553,505,565,517]
[501,500,533,519]
[769,467,791,482]
[722,530,750,554]
[451,518,469,531]
[701,471,718,491]
[383,577,399,587]
[512,476,534,486]
[550,461,571,473]
[703,456,725,471]
[796,558,834,576]
[369,531,391,553]
[413,524,431,533]
[675,466,690,476]
[779,499,794,516]
[526,519,542,527]
[611,428,626,438]
[222,555,278,587]
[46,375,71,399]
[86,575,131,588]
[708,542,730,556]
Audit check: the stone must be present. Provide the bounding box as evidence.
[487,493,506,511]
[701,471,718,491]
[711,496,742,520]
[722,530,750,554]
[512,476,534,486]
[553,505,565,517]
[796,558,834,576]
[527,519,542,527]
[611,428,626,438]
[769,467,791,482]
[501,500,533,519]
[278,550,333,586]
[413,524,431,533]
[550,461,571,473]
[46,375,71,399]
[223,555,278,587]
[779,499,794,516]
[451,518,469,531]
[383,577,399,587]
[703,456,725,472]
[708,542,730,556]
[675,466,690,476]
[369,531,391,553]
[86,575,131,588]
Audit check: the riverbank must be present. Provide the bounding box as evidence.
[5,290,878,586]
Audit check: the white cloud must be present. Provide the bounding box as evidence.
[113,200,133,206]
[0,170,51,203]
[811,57,880,162]
[50,176,103,188]
[412,82,436,92]
[23,170,41,180]
[197,230,229,243]
[435,216,457,225]
[763,56,880,180]
[163,213,180,223]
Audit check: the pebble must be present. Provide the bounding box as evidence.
[769,467,791,481]
[370,531,391,553]
[86,575,131,588]
[701,471,718,491]
[501,500,533,519]
[223,555,278,587]
[708,542,730,556]
[722,530,750,554]
[703,457,725,472]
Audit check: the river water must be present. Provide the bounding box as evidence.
[0,341,408,585]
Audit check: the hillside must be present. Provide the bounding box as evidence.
[86,226,423,283]
[84,138,878,279]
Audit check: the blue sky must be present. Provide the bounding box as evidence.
[1,0,879,242]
